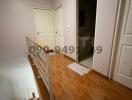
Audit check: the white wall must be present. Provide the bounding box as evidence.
[93,0,119,76]
[32,0,53,9]
[0,0,52,99]
[53,0,119,77]
[53,0,77,60]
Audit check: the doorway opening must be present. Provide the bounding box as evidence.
[78,0,97,68]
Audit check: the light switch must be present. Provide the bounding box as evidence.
[67,25,71,29]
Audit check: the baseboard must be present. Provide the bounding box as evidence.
[63,54,108,79]
[63,54,76,62]
[92,69,108,79]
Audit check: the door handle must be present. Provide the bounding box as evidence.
[37,32,40,35]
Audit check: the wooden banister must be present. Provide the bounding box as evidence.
[26,36,54,100]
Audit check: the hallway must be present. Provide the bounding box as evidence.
[49,54,132,100]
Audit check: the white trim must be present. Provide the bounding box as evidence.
[33,8,51,10]
[74,0,78,61]
[54,5,63,10]
[108,0,126,79]
[53,0,63,10]
[76,0,79,61]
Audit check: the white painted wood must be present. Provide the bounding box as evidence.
[33,9,55,49]
[125,0,132,34]
[114,0,132,89]
[54,6,64,48]
[53,0,77,60]
[93,0,119,76]
[63,0,77,60]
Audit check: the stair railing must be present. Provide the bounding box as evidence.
[26,36,54,100]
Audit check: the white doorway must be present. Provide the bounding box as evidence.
[33,9,55,49]
[113,0,132,89]
[54,6,64,49]
[77,0,97,69]
[33,7,64,50]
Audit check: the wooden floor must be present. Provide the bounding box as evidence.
[50,54,132,100]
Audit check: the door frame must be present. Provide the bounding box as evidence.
[76,0,97,63]
[108,0,126,79]
[54,5,64,48]
[76,0,79,61]
[32,8,55,48]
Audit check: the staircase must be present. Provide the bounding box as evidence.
[26,37,54,100]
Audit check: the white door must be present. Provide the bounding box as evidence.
[33,9,55,49]
[114,0,132,89]
[54,6,64,48]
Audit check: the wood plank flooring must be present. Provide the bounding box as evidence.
[50,54,132,100]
